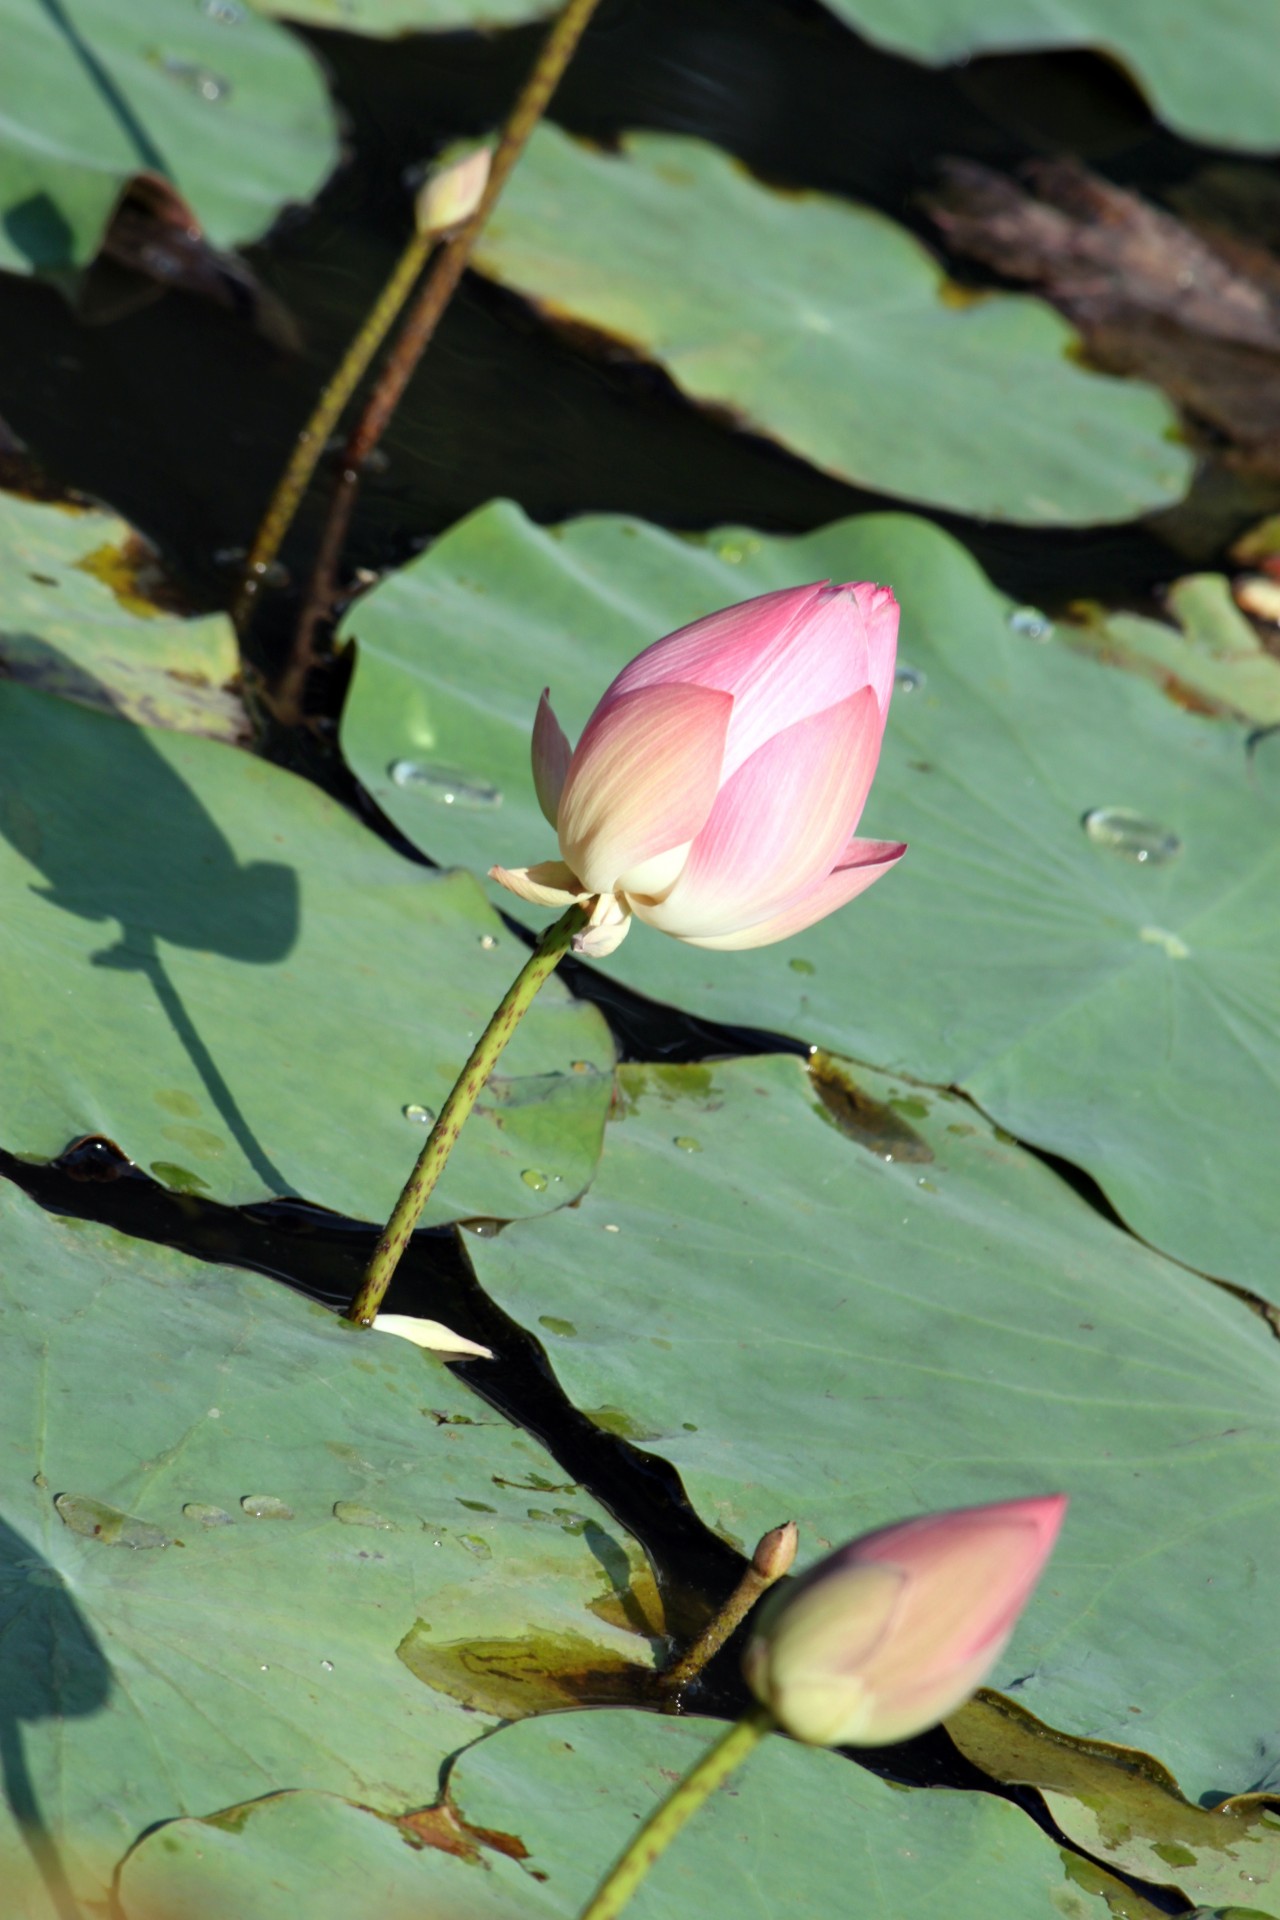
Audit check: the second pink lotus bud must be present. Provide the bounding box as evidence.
[742,1495,1067,1747]
[491,579,906,957]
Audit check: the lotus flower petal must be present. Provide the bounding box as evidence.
[634,688,883,938]
[609,581,899,780]
[488,859,584,908]
[675,838,905,951]
[557,681,732,895]
[531,689,573,828]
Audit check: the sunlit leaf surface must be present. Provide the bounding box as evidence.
[465,1054,1280,1802]
[472,128,1192,524]
[114,1713,1170,1920]
[340,501,1280,1290]
[0,1186,652,1917]
[0,682,612,1220]
[0,0,336,275]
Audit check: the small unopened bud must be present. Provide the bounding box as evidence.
[752,1519,798,1584]
[743,1495,1066,1748]
[414,145,491,237]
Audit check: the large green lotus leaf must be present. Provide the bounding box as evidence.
[263,0,552,29]
[466,1055,1280,1803]
[822,0,1280,154]
[0,0,336,277]
[338,501,1280,1290]
[471,129,1190,525]
[952,1693,1280,1915]
[1065,573,1280,729]
[0,681,612,1220]
[0,488,246,741]
[115,1715,1166,1920]
[116,1787,541,1920]
[0,1184,653,1920]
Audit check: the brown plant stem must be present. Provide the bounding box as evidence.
[659,1521,798,1698]
[230,224,436,637]
[280,0,604,723]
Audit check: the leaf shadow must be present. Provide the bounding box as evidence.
[0,1513,112,1920]
[0,664,299,1194]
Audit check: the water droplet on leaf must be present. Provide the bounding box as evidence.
[183,1502,234,1527]
[1083,807,1182,865]
[402,1103,435,1125]
[1008,605,1054,641]
[894,664,926,692]
[240,1494,293,1520]
[157,55,231,101]
[55,1493,169,1548]
[520,1168,549,1192]
[333,1501,395,1530]
[478,933,498,949]
[388,761,502,809]
[789,956,815,975]
[673,1136,702,1152]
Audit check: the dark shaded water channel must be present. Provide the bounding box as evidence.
[0,2,1258,1908]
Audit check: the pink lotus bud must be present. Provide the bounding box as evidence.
[490,581,906,957]
[414,144,491,236]
[742,1496,1067,1747]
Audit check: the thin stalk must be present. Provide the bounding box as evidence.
[578,1707,775,1920]
[289,0,604,700]
[660,1520,798,1698]
[231,226,434,633]
[346,901,589,1326]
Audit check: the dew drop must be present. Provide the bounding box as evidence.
[603,1223,620,1233]
[240,1494,293,1520]
[388,761,502,809]
[478,933,498,950]
[1008,605,1054,641]
[520,1168,549,1192]
[458,1533,492,1559]
[788,956,815,976]
[320,1658,334,1672]
[156,55,232,101]
[539,1315,577,1337]
[402,1103,435,1125]
[894,664,926,692]
[1082,807,1182,865]
[673,1135,702,1153]
[182,1502,234,1527]
[1139,925,1190,960]
[199,0,245,18]
[333,1500,395,1530]
[55,1493,169,1549]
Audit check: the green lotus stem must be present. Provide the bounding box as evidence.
[578,1706,775,1920]
[231,225,435,632]
[281,0,606,719]
[346,900,590,1326]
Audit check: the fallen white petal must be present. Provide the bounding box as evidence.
[373,1313,494,1360]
